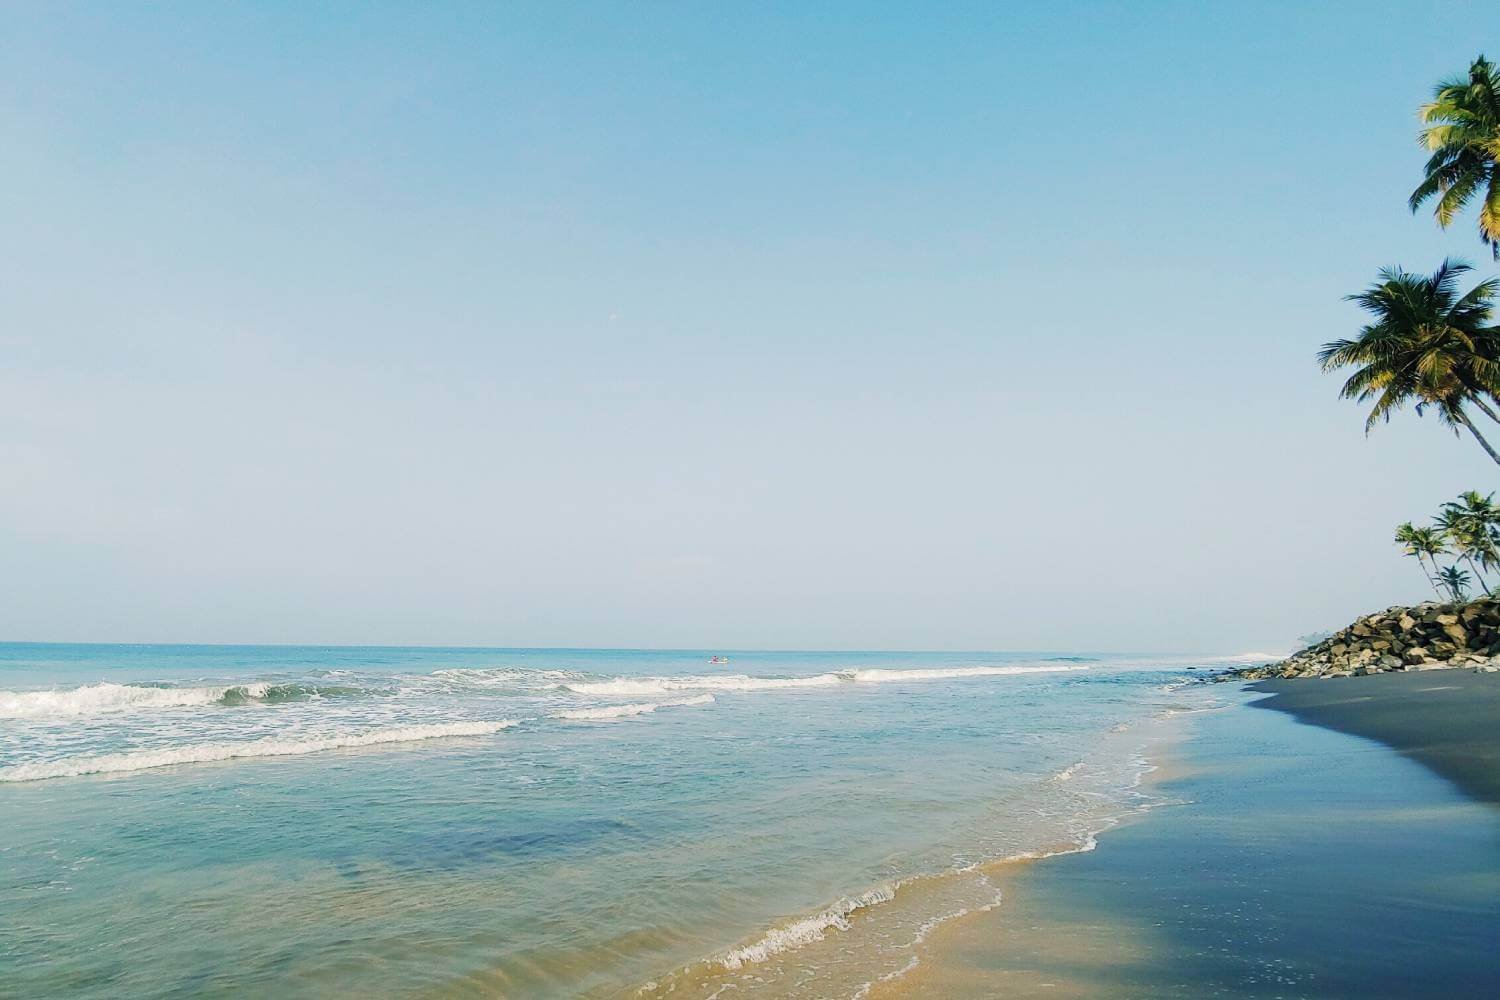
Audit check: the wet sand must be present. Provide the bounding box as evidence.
[874,682,1500,998]
[1251,670,1500,804]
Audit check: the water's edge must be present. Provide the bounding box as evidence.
[624,687,1217,999]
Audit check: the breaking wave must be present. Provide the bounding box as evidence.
[0,681,349,719]
[844,665,1083,683]
[4,665,1083,720]
[430,667,584,688]
[567,674,843,696]
[565,664,1083,697]
[0,720,521,783]
[552,694,715,720]
[0,663,1088,782]
[720,884,898,969]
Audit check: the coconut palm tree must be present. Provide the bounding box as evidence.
[1439,564,1473,602]
[1441,490,1500,592]
[1457,489,1500,554]
[1410,56,1500,257]
[1395,521,1447,598]
[1437,506,1494,595]
[1319,260,1500,466]
[1412,524,1452,598]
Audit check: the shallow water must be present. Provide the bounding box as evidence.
[0,644,1226,997]
[874,685,1500,998]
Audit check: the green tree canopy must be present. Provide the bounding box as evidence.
[1411,55,1500,256]
[1320,260,1500,465]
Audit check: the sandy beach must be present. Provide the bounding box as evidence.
[873,674,1500,998]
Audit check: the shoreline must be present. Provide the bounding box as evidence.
[628,686,1208,998]
[1249,669,1500,805]
[869,675,1500,998]
[860,704,1201,999]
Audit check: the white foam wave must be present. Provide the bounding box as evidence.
[720,884,898,969]
[566,674,842,696]
[552,694,714,720]
[0,720,520,783]
[0,681,273,719]
[1053,760,1085,781]
[843,665,1083,683]
[430,668,582,686]
[566,664,1082,697]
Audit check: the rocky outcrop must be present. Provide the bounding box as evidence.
[1224,599,1500,680]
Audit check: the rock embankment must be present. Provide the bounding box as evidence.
[1226,599,1500,680]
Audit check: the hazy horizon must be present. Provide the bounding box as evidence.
[5,2,1499,652]
[0,639,1286,657]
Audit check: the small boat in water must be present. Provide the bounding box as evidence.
[709,656,729,664]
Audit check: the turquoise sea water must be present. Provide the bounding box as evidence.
[0,644,1228,997]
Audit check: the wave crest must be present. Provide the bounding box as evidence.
[565,664,1082,697]
[0,719,520,783]
[1,682,268,719]
[720,884,898,969]
[0,681,361,719]
[552,694,714,720]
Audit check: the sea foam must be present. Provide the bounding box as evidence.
[0,681,277,719]
[720,884,898,969]
[841,665,1083,683]
[552,694,714,720]
[565,664,1082,697]
[566,674,844,696]
[0,719,520,783]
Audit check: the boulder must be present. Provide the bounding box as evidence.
[1220,598,1500,682]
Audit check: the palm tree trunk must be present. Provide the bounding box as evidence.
[1417,556,1445,598]
[1465,556,1493,596]
[1476,395,1500,424]
[1454,406,1500,466]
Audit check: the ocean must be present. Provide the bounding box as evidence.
[0,644,1229,997]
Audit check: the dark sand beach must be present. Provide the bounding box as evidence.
[878,676,1500,998]
[1251,670,1500,805]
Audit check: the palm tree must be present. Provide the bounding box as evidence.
[1439,564,1472,602]
[1319,260,1500,466]
[1411,525,1452,588]
[1440,490,1500,593]
[1410,56,1500,257]
[1457,489,1500,558]
[1436,506,1494,595]
[1395,521,1447,598]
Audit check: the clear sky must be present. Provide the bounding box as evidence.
[3,2,1499,651]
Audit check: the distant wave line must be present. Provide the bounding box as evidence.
[565,664,1084,697]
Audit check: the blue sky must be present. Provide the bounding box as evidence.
[3,2,1499,650]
